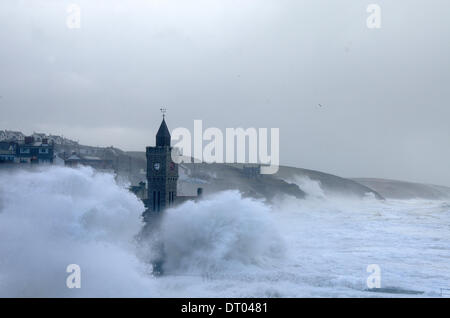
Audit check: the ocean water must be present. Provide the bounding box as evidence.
[0,167,448,297]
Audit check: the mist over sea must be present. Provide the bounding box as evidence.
[0,167,449,297]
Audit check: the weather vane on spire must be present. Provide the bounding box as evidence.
[160,107,167,119]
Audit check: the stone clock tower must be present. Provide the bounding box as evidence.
[146,117,178,213]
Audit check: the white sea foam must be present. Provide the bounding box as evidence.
[158,191,285,275]
[0,166,449,297]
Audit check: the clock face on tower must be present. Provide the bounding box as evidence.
[153,163,160,171]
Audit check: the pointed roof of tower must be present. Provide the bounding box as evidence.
[156,118,171,147]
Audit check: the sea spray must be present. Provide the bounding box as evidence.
[0,167,448,297]
[0,166,286,296]
[156,190,285,275]
[0,166,154,297]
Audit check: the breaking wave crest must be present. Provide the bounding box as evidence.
[0,167,449,297]
[158,191,285,275]
[0,166,284,297]
[0,166,151,297]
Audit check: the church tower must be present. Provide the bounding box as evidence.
[146,116,178,213]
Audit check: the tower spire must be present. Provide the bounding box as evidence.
[156,109,171,147]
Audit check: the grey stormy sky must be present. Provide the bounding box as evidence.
[0,0,449,186]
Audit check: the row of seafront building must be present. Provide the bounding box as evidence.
[0,130,83,164]
[0,130,78,146]
[0,136,54,164]
[0,133,113,170]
